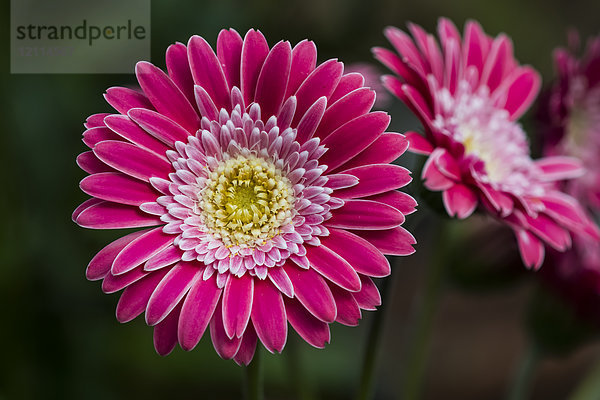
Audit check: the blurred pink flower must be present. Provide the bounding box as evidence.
[73,29,416,364]
[374,18,598,270]
[344,63,391,108]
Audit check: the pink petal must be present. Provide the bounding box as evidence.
[421,151,454,191]
[321,228,390,278]
[515,229,545,270]
[463,20,488,78]
[112,227,174,275]
[284,262,336,323]
[83,126,121,148]
[481,35,512,93]
[352,275,381,311]
[335,164,412,198]
[254,41,292,119]
[75,201,161,229]
[146,262,201,326]
[188,35,230,110]
[86,229,147,281]
[354,226,416,256]
[80,172,158,206]
[104,114,170,157]
[116,268,169,323]
[216,28,244,90]
[76,151,114,174]
[534,156,585,181]
[166,42,196,107]
[102,265,148,294]
[295,96,327,143]
[320,112,390,171]
[314,87,375,140]
[284,297,330,349]
[250,279,287,353]
[84,113,110,129]
[405,131,434,155]
[104,87,153,115]
[145,245,183,271]
[233,325,258,366]
[240,29,270,106]
[523,213,571,251]
[327,199,404,230]
[210,299,243,359]
[93,140,171,182]
[293,59,344,126]
[268,267,294,298]
[328,72,364,104]
[128,108,191,147]
[325,174,359,190]
[223,274,254,339]
[178,274,222,351]
[135,61,200,133]
[153,302,181,356]
[285,40,317,98]
[500,67,541,120]
[330,284,361,326]
[442,184,478,219]
[336,132,409,171]
[305,244,361,291]
[364,191,418,215]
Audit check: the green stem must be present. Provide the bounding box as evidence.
[506,343,541,400]
[355,272,395,400]
[401,221,448,400]
[244,346,264,400]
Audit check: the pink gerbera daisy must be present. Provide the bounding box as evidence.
[73,29,416,364]
[374,18,598,270]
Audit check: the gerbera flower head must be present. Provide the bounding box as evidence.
[374,18,598,270]
[73,29,416,364]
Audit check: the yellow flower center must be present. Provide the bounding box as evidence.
[199,155,295,247]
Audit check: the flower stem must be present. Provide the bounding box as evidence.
[506,342,541,400]
[244,346,264,400]
[355,272,395,400]
[401,221,448,400]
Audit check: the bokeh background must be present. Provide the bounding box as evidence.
[1,0,600,399]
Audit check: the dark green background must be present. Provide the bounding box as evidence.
[1,0,599,399]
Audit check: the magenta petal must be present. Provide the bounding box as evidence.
[104,87,153,115]
[135,61,200,133]
[284,297,330,349]
[233,325,258,366]
[268,267,294,298]
[320,112,390,171]
[188,35,230,110]
[321,228,390,278]
[328,72,364,104]
[442,184,478,219]
[86,229,147,281]
[293,59,344,126]
[112,227,174,275]
[104,114,170,157]
[286,40,317,98]
[128,108,191,147]
[80,172,158,206]
[223,274,254,339]
[337,133,409,171]
[305,245,361,291]
[94,140,172,182]
[432,148,461,180]
[534,156,585,181]
[405,131,434,155]
[210,299,243,359]
[296,96,327,143]
[354,226,416,256]
[250,279,287,353]
[76,151,114,174]
[178,274,221,351]
[255,41,292,119]
[75,201,161,229]
[145,245,183,272]
[83,126,121,148]
[102,265,148,294]
[314,87,375,140]
[501,67,541,120]
[524,214,571,251]
[84,113,111,129]
[285,262,336,323]
[421,151,454,190]
[352,275,381,311]
[364,191,418,215]
[146,262,200,326]
[216,29,244,90]
[335,164,412,198]
[166,42,196,107]
[241,29,270,106]
[515,229,545,270]
[116,268,169,323]
[329,284,361,326]
[325,174,359,190]
[327,199,404,230]
[153,303,182,356]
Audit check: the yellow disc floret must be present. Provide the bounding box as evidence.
[199,154,295,247]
